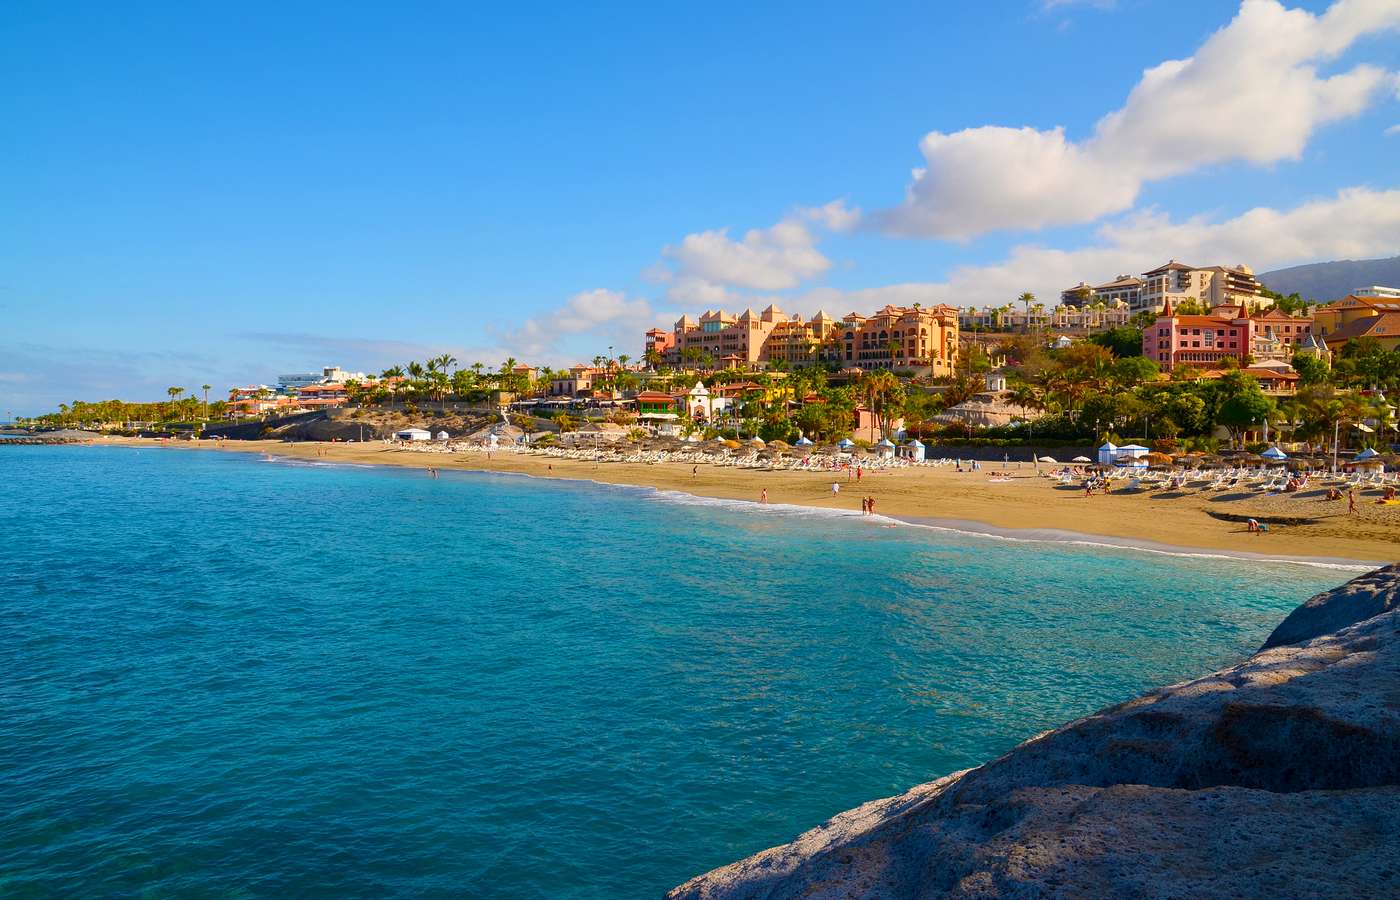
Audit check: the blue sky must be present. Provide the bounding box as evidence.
[3,0,1399,415]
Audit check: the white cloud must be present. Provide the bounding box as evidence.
[808,186,1400,311]
[1386,124,1400,136]
[798,199,862,233]
[662,218,831,291]
[508,289,661,362]
[876,0,1400,238]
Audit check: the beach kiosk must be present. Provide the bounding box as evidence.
[1116,444,1150,467]
[874,438,896,459]
[837,438,856,453]
[395,427,432,442]
[1097,441,1118,465]
[435,430,450,442]
[899,438,926,462]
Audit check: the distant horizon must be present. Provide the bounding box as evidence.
[4,0,1399,414]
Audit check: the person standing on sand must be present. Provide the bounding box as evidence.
[868,496,875,517]
[856,466,862,482]
[760,488,767,504]
[692,465,698,477]
[831,481,840,497]
[1349,489,1357,515]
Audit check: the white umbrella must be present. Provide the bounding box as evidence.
[1038,456,1057,463]
[1261,446,1287,460]
[1071,456,1091,463]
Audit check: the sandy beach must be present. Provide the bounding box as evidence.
[88,436,1399,566]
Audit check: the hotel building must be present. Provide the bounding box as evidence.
[657,303,959,374]
[1142,301,1312,371]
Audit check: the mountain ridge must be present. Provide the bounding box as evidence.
[1258,255,1400,302]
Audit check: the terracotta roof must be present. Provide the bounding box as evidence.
[1323,312,1400,344]
[1094,276,1144,289]
[1143,261,1194,274]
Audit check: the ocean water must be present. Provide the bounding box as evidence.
[0,446,1351,898]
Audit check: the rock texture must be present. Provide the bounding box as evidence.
[670,566,1400,899]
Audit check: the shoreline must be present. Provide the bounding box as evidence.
[87,436,1398,565]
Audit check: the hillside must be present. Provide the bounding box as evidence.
[1258,255,1400,302]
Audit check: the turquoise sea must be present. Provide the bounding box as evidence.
[0,446,1352,897]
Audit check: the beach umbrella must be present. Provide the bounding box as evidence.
[768,439,791,450]
[1143,451,1174,466]
[837,438,855,450]
[1037,456,1057,463]
[1071,455,1091,463]
[1260,446,1288,460]
[1355,447,1380,460]
[795,436,814,447]
[722,439,742,450]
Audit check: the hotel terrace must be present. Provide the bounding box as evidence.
[656,303,959,375]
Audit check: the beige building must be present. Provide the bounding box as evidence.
[1139,261,1265,313]
[662,302,957,373]
[835,304,960,374]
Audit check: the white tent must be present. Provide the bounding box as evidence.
[1355,447,1379,460]
[435,430,450,441]
[874,438,896,457]
[395,428,432,441]
[1097,441,1118,465]
[1261,446,1287,460]
[901,439,926,462]
[795,436,814,447]
[837,438,856,450]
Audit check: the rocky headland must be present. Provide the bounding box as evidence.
[670,564,1400,899]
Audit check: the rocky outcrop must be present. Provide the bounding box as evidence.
[1262,563,1400,650]
[670,566,1400,899]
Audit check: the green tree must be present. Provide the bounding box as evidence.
[1087,326,1144,358]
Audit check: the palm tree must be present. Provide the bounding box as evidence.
[201,384,212,419]
[1017,292,1035,334]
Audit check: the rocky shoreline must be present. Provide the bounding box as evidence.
[669,565,1400,898]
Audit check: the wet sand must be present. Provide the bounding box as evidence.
[101,437,1397,565]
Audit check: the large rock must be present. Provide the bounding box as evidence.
[1262,562,1400,649]
[670,567,1400,899]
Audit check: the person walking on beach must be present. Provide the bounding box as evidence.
[831,481,840,497]
[1349,489,1358,516]
[856,465,862,482]
[860,496,868,515]
[867,496,875,516]
[692,465,698,477]
[760,488,767,504]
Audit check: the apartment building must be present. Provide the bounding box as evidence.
[1312,293,1400,339]
[1139,261,1265,313]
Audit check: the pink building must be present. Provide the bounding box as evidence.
[1142,302,1311,371]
